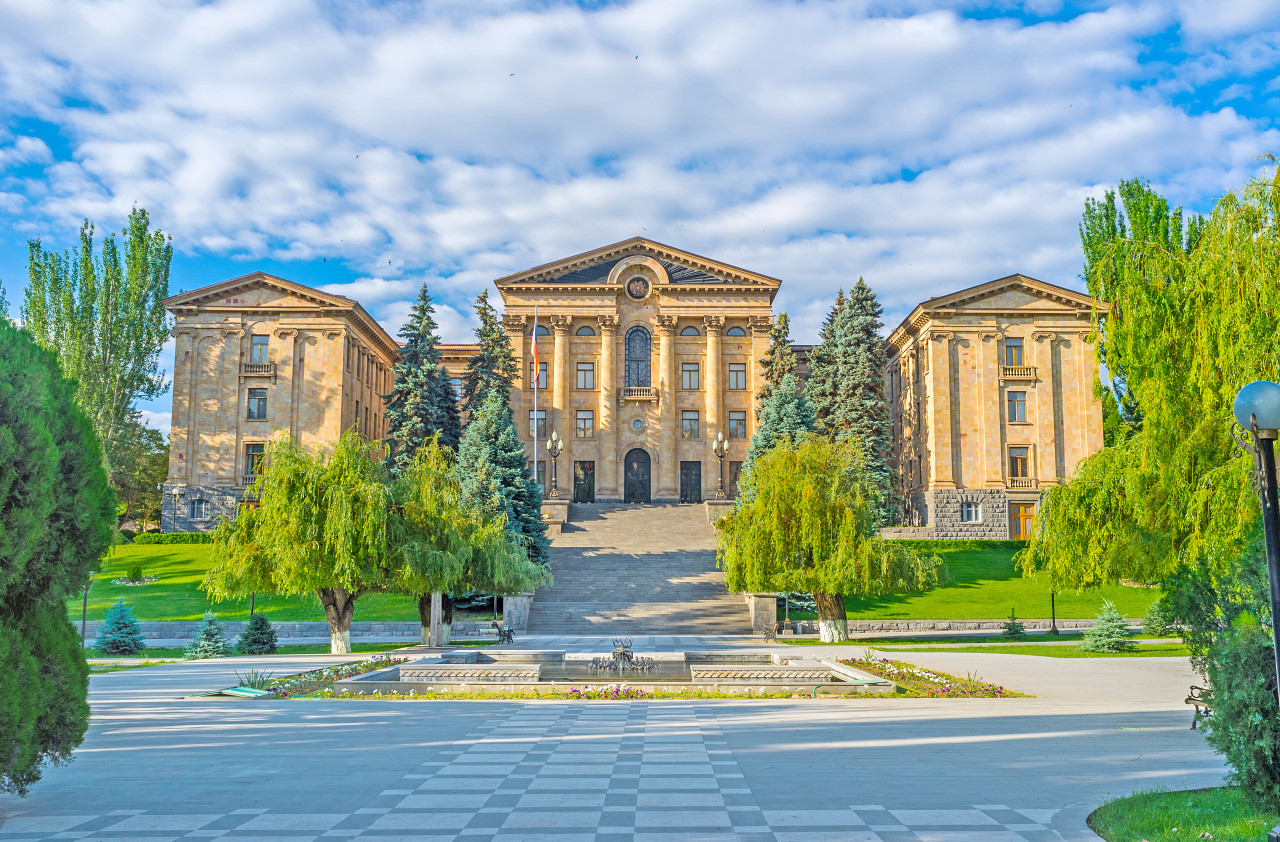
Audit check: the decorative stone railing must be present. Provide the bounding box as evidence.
[240,362,276,376]
[1008,477,1036,489]
[621,386,658,400]
[1000,365,1036,380]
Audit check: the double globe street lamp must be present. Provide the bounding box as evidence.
[546,429,564,499]
[710,431,728,499]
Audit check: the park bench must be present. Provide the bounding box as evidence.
[763,621,784,643]
[490,621,515,645]
[1186,685,1212,730]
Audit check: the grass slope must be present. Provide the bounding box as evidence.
[879,642,1190,658]
[1089,787,1276,841]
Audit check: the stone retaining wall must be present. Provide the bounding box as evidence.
[77,620,495,642]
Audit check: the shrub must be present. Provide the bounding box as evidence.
[126,563,143,582]
[1143,597,1178,637]
[1080,600,1135,652]
[1202,614,1280,807]
[132,532,211,545]
[234,668,275,689]
[236,614,278,655]
[118,529,137,541]
[184,612,230,660]
[95,600,145,656]
[890,538,1028,552]
[1000,609,1027,641]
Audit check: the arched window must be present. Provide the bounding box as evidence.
[625,326,652,388]
[531,325,550,336]
[680,326,701,336]
[576,325,596,336]
[726,326,747,336]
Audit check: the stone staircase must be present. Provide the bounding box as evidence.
[526,503,751,635]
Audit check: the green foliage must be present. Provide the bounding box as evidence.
[456,391,550,566]
[0,604,91,795]
[1080,601,1135,652]
[126,563,143,582]
[1089,786,1276,842]
[184,612,229,660]
[20,209,173,471]
[1000,609,1027,641]
[1142,597,1178,637]
[746,373,815,464]
[133,532,211,545]
[236,613,278,655]
[461,289,518,417]
[233,668,275,689]
[109,417,168,530]
[95,599,145,656]
[755,311,798,412]
[385,283,461,472]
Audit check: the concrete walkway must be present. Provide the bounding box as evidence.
[0,637,1225,841]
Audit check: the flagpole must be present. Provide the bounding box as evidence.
[532,306,539,498]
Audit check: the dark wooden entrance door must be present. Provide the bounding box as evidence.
[624,449,651,503]
[573,461,595,503]
[679,461,702,503]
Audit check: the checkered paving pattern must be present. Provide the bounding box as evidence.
[0,705,1066,841]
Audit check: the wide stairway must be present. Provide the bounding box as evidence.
[526,503,751,635]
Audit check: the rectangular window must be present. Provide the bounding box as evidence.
[1004,338,1024,367]
[682,410,700,439]
[247,388,267,419]
[1009,446,1030,478]
[728,411,747,439]
[682,362,700,390]
[728,363,747,390]
[250,334,269,364]
[1007,390,1027,422]
[365,406,370,435]
[530,361,548,390]
[354,400,361,433]
[728,461,743,496]
[960,502,981,523]
[575,410,595,439]
[451,377,462,399]
[529,410,547,440]
[188,498,208,520]
[245,443,266,477]
[576,362,595,390]
[531,460,546,490]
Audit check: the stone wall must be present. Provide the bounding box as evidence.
[79,620,499,643]
[928,488,1010,539]
[161,484,242,532]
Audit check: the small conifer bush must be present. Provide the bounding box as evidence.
[95,599,146,655]
[127,563,143,582]
[236,614,278,655]
[184,612,230,660]
[1143,598,1178,637]
[1000,609,1027,641]
[1081,600,1136,652]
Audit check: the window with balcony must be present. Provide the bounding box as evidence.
[529,410,546,440]
[576,410,595,438]
[1007,390,1027,422]
[682,410,700,439]
[247,388,267,419]
[728,363,747,390]
[728,411,747,438]
[530,361,548,390]
[682,362,700,390]
[245,443,266,479]
[1009,446,1030,478]
[625,326,652,388]
[1004,338,1024,366]
[250,334,269,364]
[576,362,595,390]
[188,498,209,520]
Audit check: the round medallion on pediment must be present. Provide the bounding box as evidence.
[625,276,651,301]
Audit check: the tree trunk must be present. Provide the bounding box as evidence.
[318,587,358,654]
[418,594,457,645]
[812,591,849,642]
[418,594,431,645]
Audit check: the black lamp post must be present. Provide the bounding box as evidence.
[1232,380,1280,842]
[546,430,563,499]
[711,431,727,498]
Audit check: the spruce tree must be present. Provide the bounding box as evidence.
[184,612,230,660]
[755,312,798,414]
[95,599,145,656]
[236,613,278,654]
[804,290,846,431]
[456,391,549,566]
[461,290,518,417]
[746,374,815,464]
[384,283,460,473]
[1080,601,1135,652]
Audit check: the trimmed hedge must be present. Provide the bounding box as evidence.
[132,532,211,545]
[888,538,1029,552]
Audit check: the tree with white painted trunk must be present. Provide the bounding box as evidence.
[715,435,944,642]
[202,432,394,654]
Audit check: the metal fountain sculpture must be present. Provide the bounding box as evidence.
[589,638,656,673]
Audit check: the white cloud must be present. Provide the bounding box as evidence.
[138,409,172,436]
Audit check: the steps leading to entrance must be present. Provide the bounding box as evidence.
[527,503,751,635]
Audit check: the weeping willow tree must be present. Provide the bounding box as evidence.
[203,432,393,654]
[388,442,549,644]
[716,435,943,641]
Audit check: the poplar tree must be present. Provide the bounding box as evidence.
[755,312,798,413]
[461,290,518,416]
[384,283,460,473]
[747,374,815,463]
[456,391,550,567]
[20,208,173,470]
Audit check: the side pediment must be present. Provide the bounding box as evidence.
[164,272,352,311]
[924,274,1100,314]
[494,238,782,290]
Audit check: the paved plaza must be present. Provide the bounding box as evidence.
[0,638,1226,842]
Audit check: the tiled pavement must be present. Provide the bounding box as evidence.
[0,703,1067,841]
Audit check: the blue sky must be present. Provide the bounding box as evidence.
[1,0,1278,434]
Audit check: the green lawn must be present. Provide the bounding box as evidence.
[1089,787,1276,841]
[783,546,1158,620]
[879,642,1190,658]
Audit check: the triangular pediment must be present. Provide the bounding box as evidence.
[493,237,783,289]
[163,272,353,310]
[924,274,1099,313]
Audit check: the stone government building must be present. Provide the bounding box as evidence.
[159,238,1104,539]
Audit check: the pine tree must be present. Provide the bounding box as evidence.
[756,312,798,414]
[1143,597,1178,638]
[1000,609,1028,641]
[804,290,846,429]
[384,283,460,473]
[746,374,815,463]
[461,290,518,417]
[236,613,278,654]
[1080,601,1135,652]
[456,391,549,566]
[95,599,145,656]
[184,612,230,660]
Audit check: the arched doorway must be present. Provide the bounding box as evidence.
[624,448,651,503]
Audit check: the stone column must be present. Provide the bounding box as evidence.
[551,315,572,489]
[926,331,956,488]
[168,328,196,482]
[1033,332,1058,483]
[703,316,724,443]
[501,314,527,448]
[980,332,1004,488]
[657,315,678,499]
[274,328,299,440]
[598,315,619,499]
[1077,332,1104,462]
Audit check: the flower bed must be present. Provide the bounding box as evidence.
[267,655,409,699]
[842,654,1025,698]
[312,684,829,701]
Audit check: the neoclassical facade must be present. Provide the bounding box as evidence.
[885,274,1106,539]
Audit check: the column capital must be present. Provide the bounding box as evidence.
[598,314,619,334]
[501,314,528,331]
[656,315,679,335]
[551,315,573,334]
[222,328,245,339]
[323,329,343,340]
[928,330,954,343]
[748,315,773,336]
[1032,331,1057,343]
[172,327,196,340]
[274,327,299,340]
[979,330,1001,342]
[703,315,725,335]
